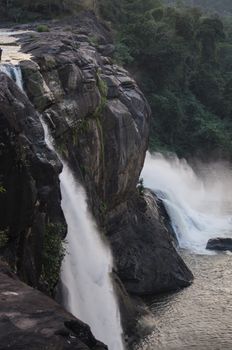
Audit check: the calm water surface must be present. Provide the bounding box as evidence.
[137,251,232,350]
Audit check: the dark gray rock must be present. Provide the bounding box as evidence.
[98,44,115,57]
[0,72,65,293]
[107,190,193,295]
[206,238,232,251]
[0,262,107,350]
[19,25,150,219]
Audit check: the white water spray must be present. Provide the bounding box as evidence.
[0,63,24,91]
[41,120,124,350]
[142,152,232,254]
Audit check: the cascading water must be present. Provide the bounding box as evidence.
[0,63,24,91]
[142,152,232,254]
[60,167,124,350]
[41,120,124,350]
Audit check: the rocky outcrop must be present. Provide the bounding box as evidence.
[0,72,66,293]
[0,12,193,303]
[16,14,192,295]
[108,190,193,295]
[206,238,232,251]
[19,20,150,221]
[0,261,107,350]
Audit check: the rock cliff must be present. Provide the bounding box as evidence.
[0,71,66,292]
[19,13,192,295]
[0,13,193,296]
[0,12,193,346]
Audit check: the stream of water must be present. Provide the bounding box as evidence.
[41,120,124,350]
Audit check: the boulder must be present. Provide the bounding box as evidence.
[0,261,107,350]
[206,238,232,251]
[108,190,193,295]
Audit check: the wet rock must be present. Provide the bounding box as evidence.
[206,238,232,251]
[64,320,107,349]
[0,262,107,350]
[20,60,54,112]
[98,44,115,57]
[0,72,65,292]
[108,190,193,295]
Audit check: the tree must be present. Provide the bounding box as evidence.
[196,17,225,62]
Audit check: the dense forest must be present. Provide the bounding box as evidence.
[165,0,232,16]
[0,0,94,20]
[99,0,232,158]
[1,0,232,159]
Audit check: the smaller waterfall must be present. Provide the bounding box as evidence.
[0,63,24,91]
[60,167,124,350]
[142,152,232,254]
[41,120,124,350]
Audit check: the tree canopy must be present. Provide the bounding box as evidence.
[99,0,232,159]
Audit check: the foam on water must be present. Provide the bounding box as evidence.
[142,152,232,254]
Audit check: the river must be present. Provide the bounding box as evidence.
[136,251,232,350]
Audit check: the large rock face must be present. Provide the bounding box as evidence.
[0,72,66,292]
[19,22,150,219]
[0,12,193,303]
[108,190,193,295]
[0,261,107,350]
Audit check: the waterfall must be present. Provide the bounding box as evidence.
[41,120,124,350]
[142,152,232,254]
[0,63,24,91]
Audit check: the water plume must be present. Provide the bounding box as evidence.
[142,152,232,254]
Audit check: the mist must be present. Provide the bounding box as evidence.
[142,152,232,253]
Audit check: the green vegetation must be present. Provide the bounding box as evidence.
[0,228,9,248]
[41,223,66,294]
[164,0,232,16]
[0,184,6,193]
[137,178,145,196]
[99,0,232,158]
[99,201,107,216]
[93,74,108,181]
[0,0,94,21]
[93,71,108,117]
[36,24,49,32]
[88,35,100,47]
